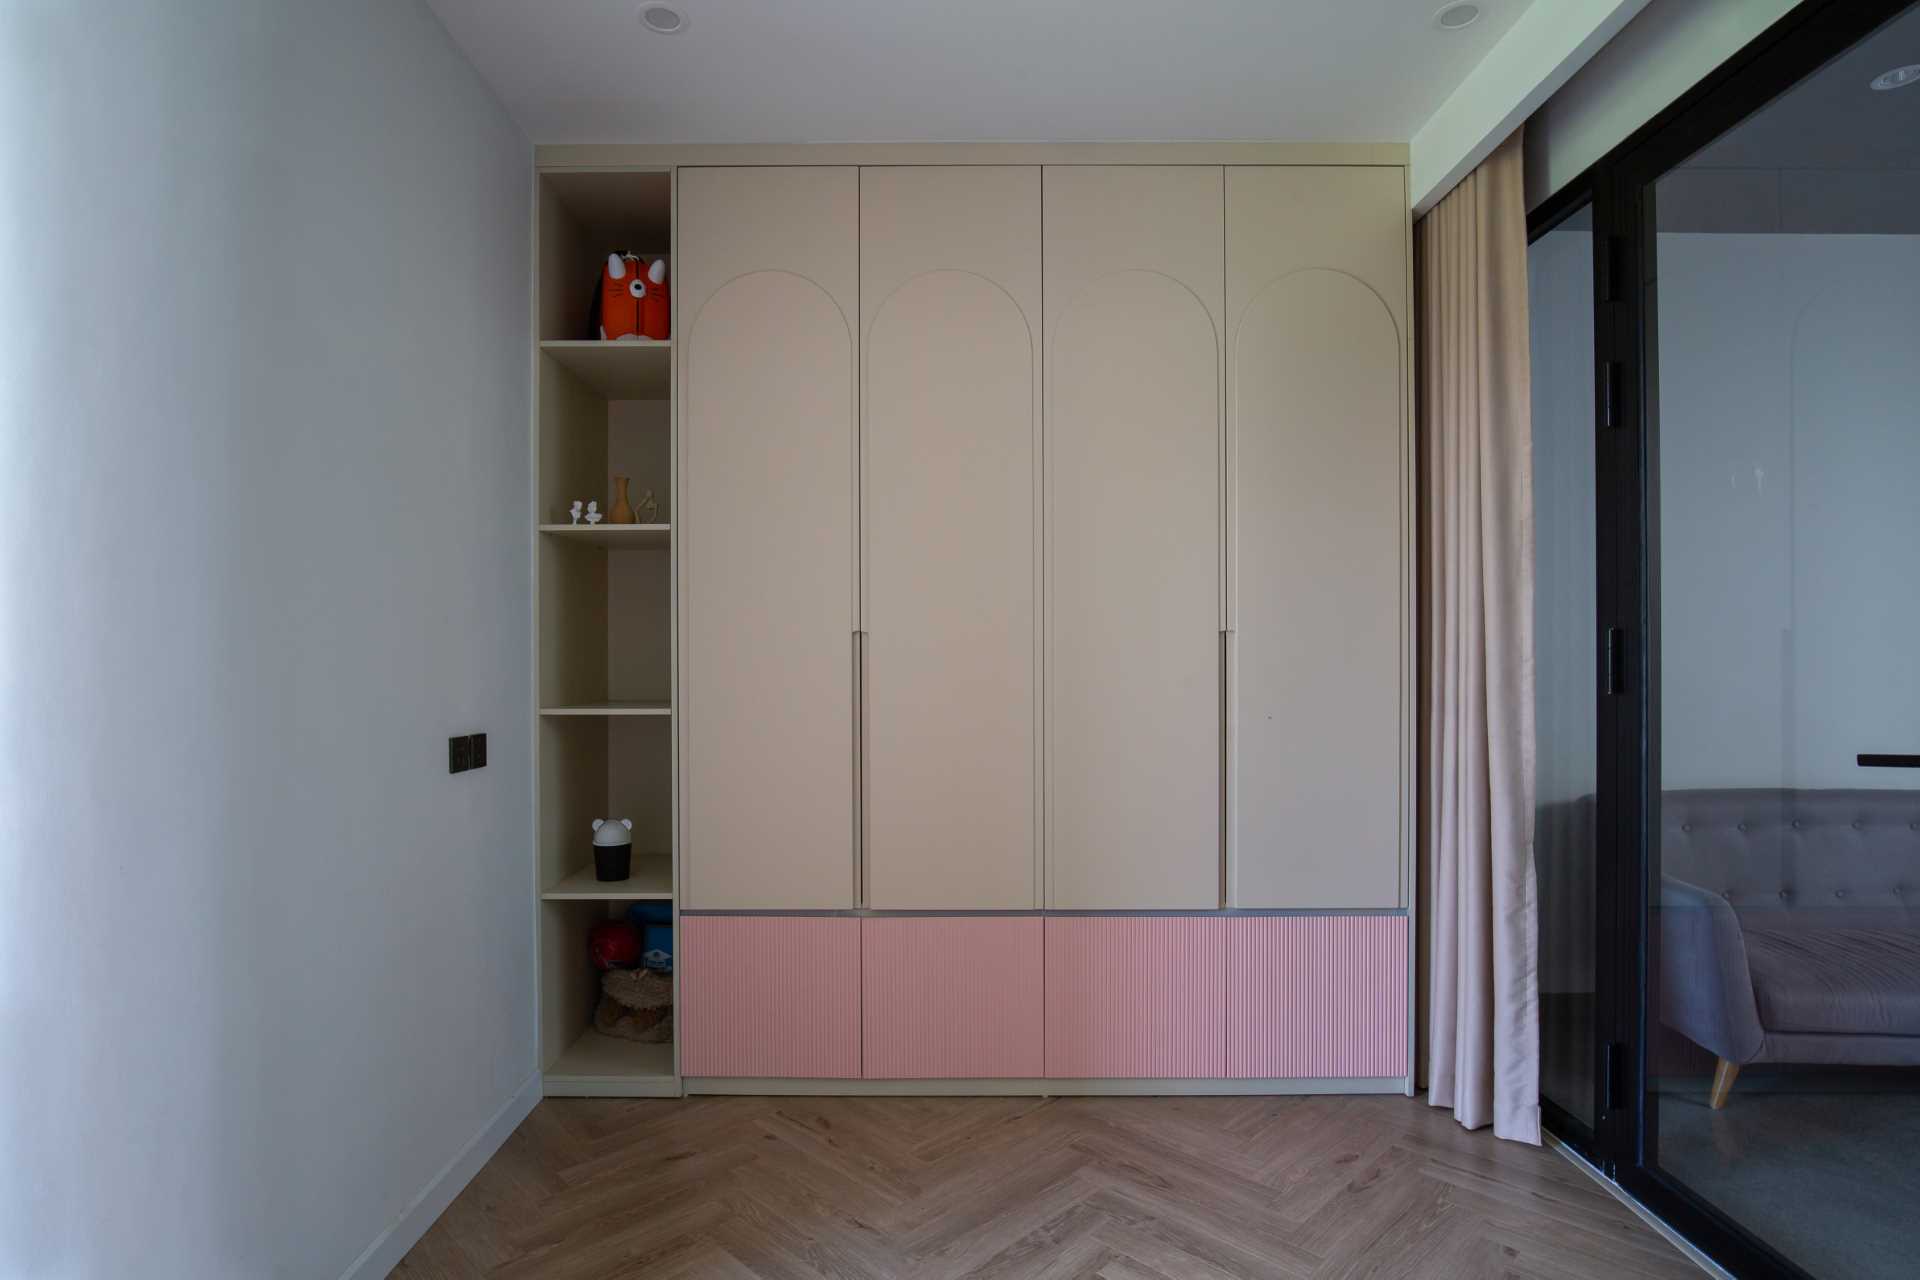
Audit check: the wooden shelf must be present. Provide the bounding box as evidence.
[539,523,670,550]
[540,340,671,400]
[541,857,672,900]
[544,1029,677,1097]
[539,701,672,717]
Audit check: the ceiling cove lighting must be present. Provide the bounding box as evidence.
[640,4,686,34]
[1870,64,1920,91]
[1435,3,1481,31]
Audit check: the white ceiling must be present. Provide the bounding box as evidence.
[425,0,1531,145]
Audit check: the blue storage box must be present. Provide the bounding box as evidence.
[626,903,672,971]
[626,902,671,926]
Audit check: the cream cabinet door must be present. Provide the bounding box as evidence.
[1226,166,1409,909]
[1044,166,1224,909]
[679,167,858,909]
[861,167,1041,909]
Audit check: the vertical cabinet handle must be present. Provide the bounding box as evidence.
[1220,628,1232,909]
[854,629,867,907]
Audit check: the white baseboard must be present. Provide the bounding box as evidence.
[339,1072,542,1280]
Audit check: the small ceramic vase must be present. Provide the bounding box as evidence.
[609,476,636,525]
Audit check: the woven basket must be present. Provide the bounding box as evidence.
[594,967,674,1043]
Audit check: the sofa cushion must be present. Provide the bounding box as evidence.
[1744,925,1920,1036]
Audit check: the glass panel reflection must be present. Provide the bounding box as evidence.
[1651,8,1920,1274]
[1529,205,1599,1129]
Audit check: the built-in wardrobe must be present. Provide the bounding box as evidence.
[532,147,1412,1096]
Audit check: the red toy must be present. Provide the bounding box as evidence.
[639,258,669,340]
[592,253,669,341]
[588,920,641,971]
[594,252,644,340]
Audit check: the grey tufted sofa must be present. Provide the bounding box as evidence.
[1659,788,1920,1107]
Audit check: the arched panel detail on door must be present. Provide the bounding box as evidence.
[864,268,1037,908]
[1231,267,1401,908]
[1048,268,1222,909]
[683,269,856,908]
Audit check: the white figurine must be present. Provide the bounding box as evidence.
[584,500,603,526]
[568,499,585,526]
[638,489,659,524]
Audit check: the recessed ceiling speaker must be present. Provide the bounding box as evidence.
[1870,64,1920,91]
[640,4,686,34]
[1435,3,1481,30]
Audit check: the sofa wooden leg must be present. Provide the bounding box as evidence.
[1709,1058,1740,1109]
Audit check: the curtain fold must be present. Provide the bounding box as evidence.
[1416,128,1541,1144]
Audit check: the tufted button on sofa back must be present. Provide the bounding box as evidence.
[1661,789,1920,931]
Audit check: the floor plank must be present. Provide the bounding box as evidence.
[395,1094,1701,1279]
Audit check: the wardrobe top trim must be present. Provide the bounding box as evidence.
[536,142,1408,169]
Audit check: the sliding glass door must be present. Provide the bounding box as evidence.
[1535,2,1920,1276]
[1633,7,1920,1275]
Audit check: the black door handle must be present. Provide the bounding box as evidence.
[1858,754,1920,768]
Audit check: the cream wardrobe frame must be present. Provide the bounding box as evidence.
[532,143,1416,1100]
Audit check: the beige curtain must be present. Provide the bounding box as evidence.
[1416,128,1541,1144]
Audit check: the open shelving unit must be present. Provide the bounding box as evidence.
[538,340,672,399]
[538,701,672,716]
[534,165,679,1098]
[538,523,671,550]
[541,857,673,901]
[544,1033,675,1098]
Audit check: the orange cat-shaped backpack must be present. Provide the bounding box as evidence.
[592,253,670,340]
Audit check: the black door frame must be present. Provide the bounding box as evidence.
[1527,2,1918,1275]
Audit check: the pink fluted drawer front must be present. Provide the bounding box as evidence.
[1226,915,1408,1079]
[1045,916,1226,1078]
[680,915,862,1078]
[863,917,1044,1078]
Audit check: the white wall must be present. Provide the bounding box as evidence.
[1657,233,1920,790]
[0,3,533,1277]
[1525,0,1798,208]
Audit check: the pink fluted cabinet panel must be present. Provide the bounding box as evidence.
[862,917,1044,1078]
[1045,916,1226,1078]
[680,915,862,1078]
[1225,915,1408,1079]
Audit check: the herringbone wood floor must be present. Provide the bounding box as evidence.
[396,1093,1699,1279]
